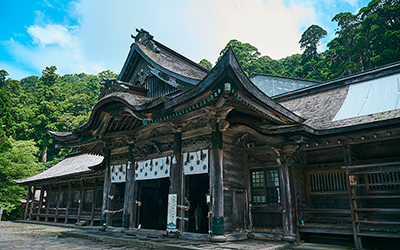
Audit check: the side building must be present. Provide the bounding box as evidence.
[17,29,400,248]
[15,153,104,225]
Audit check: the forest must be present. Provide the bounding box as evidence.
[0,0,399,220]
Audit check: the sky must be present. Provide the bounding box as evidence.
[1,0,371,80]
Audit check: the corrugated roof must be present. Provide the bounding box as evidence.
[15,153,104,185]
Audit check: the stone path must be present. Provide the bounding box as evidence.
[0,221,135,249]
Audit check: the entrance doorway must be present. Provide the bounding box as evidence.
[137,178,170,230]
[187,174,209,233]
[110,182,125,227]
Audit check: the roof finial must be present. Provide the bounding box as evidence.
[131,28,160,53]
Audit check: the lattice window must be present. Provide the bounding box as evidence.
[251,168,280,205]
[367,171,400,191]
[310,171,347,193]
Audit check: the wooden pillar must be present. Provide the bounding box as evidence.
[210,124,224,235]
[123,144,135,228]
[37,187,45,221]
[282,162,294,237]
[65,181,72,224]
[29,186,37,221]
[24,186,32,220]
[101,149,111,226]
[77,179,84,222]
[343,144,362,249]
[170,132,184,231]
[45,185,52,222]
[91,178,98,226]
[54,183,62,223]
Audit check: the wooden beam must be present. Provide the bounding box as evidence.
[54,183,61,223]
[210,126,224,235]
[29,186,36,221]
[24,186,32,220]
[101,150,111,226]
[101,169,110,226]
[77,179,84,222]
[37,188,45,221]
[65,181,72,224]
[91,178,98,226]
[123,156,135,228]
[170,133,184,231]
[45,185,52,222]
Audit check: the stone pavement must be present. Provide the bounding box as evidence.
[0,221,136,249]
[1,221,291,249]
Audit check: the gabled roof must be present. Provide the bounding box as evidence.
[118,29,209,92]
[49,46,305,155]
[15,153,104,185]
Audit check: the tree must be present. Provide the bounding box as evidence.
[0,70,14,153]
[217,39,261,76]
[0,138,43,220]
[199,59,212,71]
[300,24,327,62]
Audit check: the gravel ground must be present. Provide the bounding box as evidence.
[0,221,138,249]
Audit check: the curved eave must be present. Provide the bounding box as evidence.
[50,47,305,145]
[163,47,304,125]
[49,92,153,144]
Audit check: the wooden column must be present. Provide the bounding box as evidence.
[91,178,98,226]
[170,132,184,231]
[65,181,72,224]
[77,179,84,222]
[37,187,45,221]
[210,124,224,235]
[54,183,62,223]
[29,186,37,221]
[123,144,135,228]
[24,186,32,220]
[343,144,362,249]
[45,185,52,222]
[101,149,111,226]
[282,161,294,237]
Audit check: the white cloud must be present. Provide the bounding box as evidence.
[5,24,104,75]
[187,0,315,61]
[4,0,318,76]
[28,24,76,47]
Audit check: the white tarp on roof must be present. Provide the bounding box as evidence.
[333,74,400,121]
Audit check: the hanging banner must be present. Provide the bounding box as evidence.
[183,149,209,175]
[135,156,171,180]
[167,193,177,229]
[110,164,127,183]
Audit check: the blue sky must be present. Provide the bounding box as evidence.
[1,0,371,80]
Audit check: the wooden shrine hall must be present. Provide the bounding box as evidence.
[17,29,400,248]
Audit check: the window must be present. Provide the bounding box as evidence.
[251,168,280,205]
[309,171,347,193]
[367,171,400,191]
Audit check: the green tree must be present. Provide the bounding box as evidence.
[0,138,43,220]
[199,59,212,71]
[0,70,14,153]
[217,39,261,76]
[300,24,327,62]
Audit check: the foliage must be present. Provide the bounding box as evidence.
[217,39,285,76]
[2,68,117,164]
[199,59,212,71]
[299,24,327,62]
[214,0,400,81]
[0,70,14,154]
[0,138,44,220]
